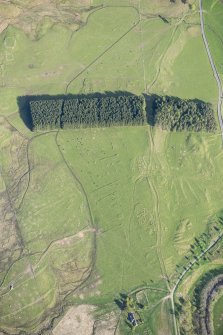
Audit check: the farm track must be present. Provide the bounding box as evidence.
[129,285,168,295]
[67,4,140,47]
[134,121,169,290]
[146,177,170,291]
[1,5,131,323]
[0,116,35,275]
[146,127,170,292]
[0,127,96,335]
[32,227,95,271]
[65,4,168,93]
[0,126,56,335]
[147,12,188,93]
[148,25,178,93]
[169,3,223,334]
[138,0,147,92]
[65,6,141,93]
[1,4,218,334]
[148,9,200,93]
[55,131,97,300]
[17,130,58,212]
[0,123,96,334]
[199,0,223,142]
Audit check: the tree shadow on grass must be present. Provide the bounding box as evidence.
[17,94,67,131]
[143,93,159,127]
[17,95,33,130]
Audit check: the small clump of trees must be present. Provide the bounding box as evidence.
[29,95,145,130]
[153,96,217,132]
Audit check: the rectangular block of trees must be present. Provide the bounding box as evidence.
[29,95,145,130]
[30,99,63,130]
[61,95,145,128]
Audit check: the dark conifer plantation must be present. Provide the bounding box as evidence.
[29,95,145,130]
[30,99,63,130]
[153,96,217,132]
[29,94,216,133]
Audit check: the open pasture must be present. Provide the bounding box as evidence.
[0,129,95,334]
[3,123,223,333]
[58,127,223,289]
[203,0,223,75]
[0,0,222,333]
[213,293,223,335]
[0,0,216,124]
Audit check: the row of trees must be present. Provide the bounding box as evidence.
[29,94,217,132]
[153,96,217,132]
[29,95,145,130]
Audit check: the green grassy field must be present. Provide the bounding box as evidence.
[0,0,223,334]
[213,293,223,335]
[57,127,223,289]
[203,0,223,75]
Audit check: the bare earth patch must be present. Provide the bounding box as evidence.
[0,0,92,39]
[94,312,119,335]
[53,305,95,335]
[53,305,119,335]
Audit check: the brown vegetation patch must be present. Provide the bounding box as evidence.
[0,117,29,284]
[0,0,93,39]
[0,20,9,35]
[53,305,95,335]
[93,312,119,335]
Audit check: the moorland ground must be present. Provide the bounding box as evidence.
[1,0,223,334]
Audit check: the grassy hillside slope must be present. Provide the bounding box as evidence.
[0,1,222,334]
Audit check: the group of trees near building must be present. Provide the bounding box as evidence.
[29,95,145,130]
[28,93,217,133]
[153,96,217,132]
